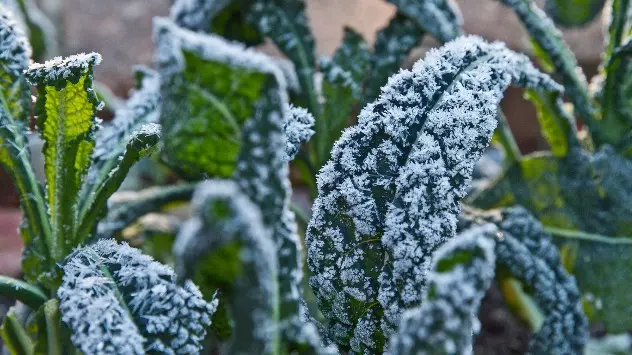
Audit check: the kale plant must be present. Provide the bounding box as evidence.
[0,4,215,354]
[1,0,631,354]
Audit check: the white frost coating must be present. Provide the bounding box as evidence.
[284,104,314,161]
[25,52,102,86]
[495,207,588,354]
[57,239,216,355]
[0,5,30,80]
[388,224,497,355]
[153,17,287,91]
[306,35,562,352]
[169,0,230,32]
[0,4,31,120]
[173,179,279,354]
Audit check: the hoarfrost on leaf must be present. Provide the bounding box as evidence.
[57,239,216,355]
[388,224,497,355]
[306,35,563,352]
[284,104,314,161]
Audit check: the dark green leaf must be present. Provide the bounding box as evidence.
[385,0,461,43]
[364,12,423,104]
[26,53,103,258]
[545,0,606,27]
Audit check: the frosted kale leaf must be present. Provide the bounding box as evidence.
[285,104,314,161]
[154,17,287,179]
[388,224,497,355]
[316,28,371,165]
[58,239,215,354]
[363,12,423,104]
[247,0,319,115]
[494,207,588,354]
[385,0,462,43]
[306,35,562,353]
[169,0,230,32]
[25,53,102,260]
[76,67,162,243]
[174,180,279,354]
[544,0,606,27]
[498,0,604,144]
[0,0,57,60]
[0,4,30,121]
[0,5,51,283]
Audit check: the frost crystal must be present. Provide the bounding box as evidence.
[174,180,279,354]
[58,239,216,355]
[388,224,497,355]
[284,104,314,161]
[306,35,562,352]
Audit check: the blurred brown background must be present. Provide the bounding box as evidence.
[0,0,605,276]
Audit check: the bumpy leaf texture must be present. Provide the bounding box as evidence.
[496,207,588,354]
[459,206,588,354]
[388,224,497,355]
[0,0,57,60]
[174,180,279,354]
[26,53,103,259]
[306,35,562,353]
[0,4,30,120]
[57,239,216,355]
[385,0,462,43]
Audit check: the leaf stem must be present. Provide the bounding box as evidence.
[495,110,521,166]
[0,275,48,309]
[544,227,632,244]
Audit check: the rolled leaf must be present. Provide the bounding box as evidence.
[306,35,563,352]
[285,104,314,161]
[25,53,103,258]
[363,12,423,104]
[174,180,279,354]
[388,224,497,355]
[385,0,462,43]
[57,239,217,355]
[545,0,606,27]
